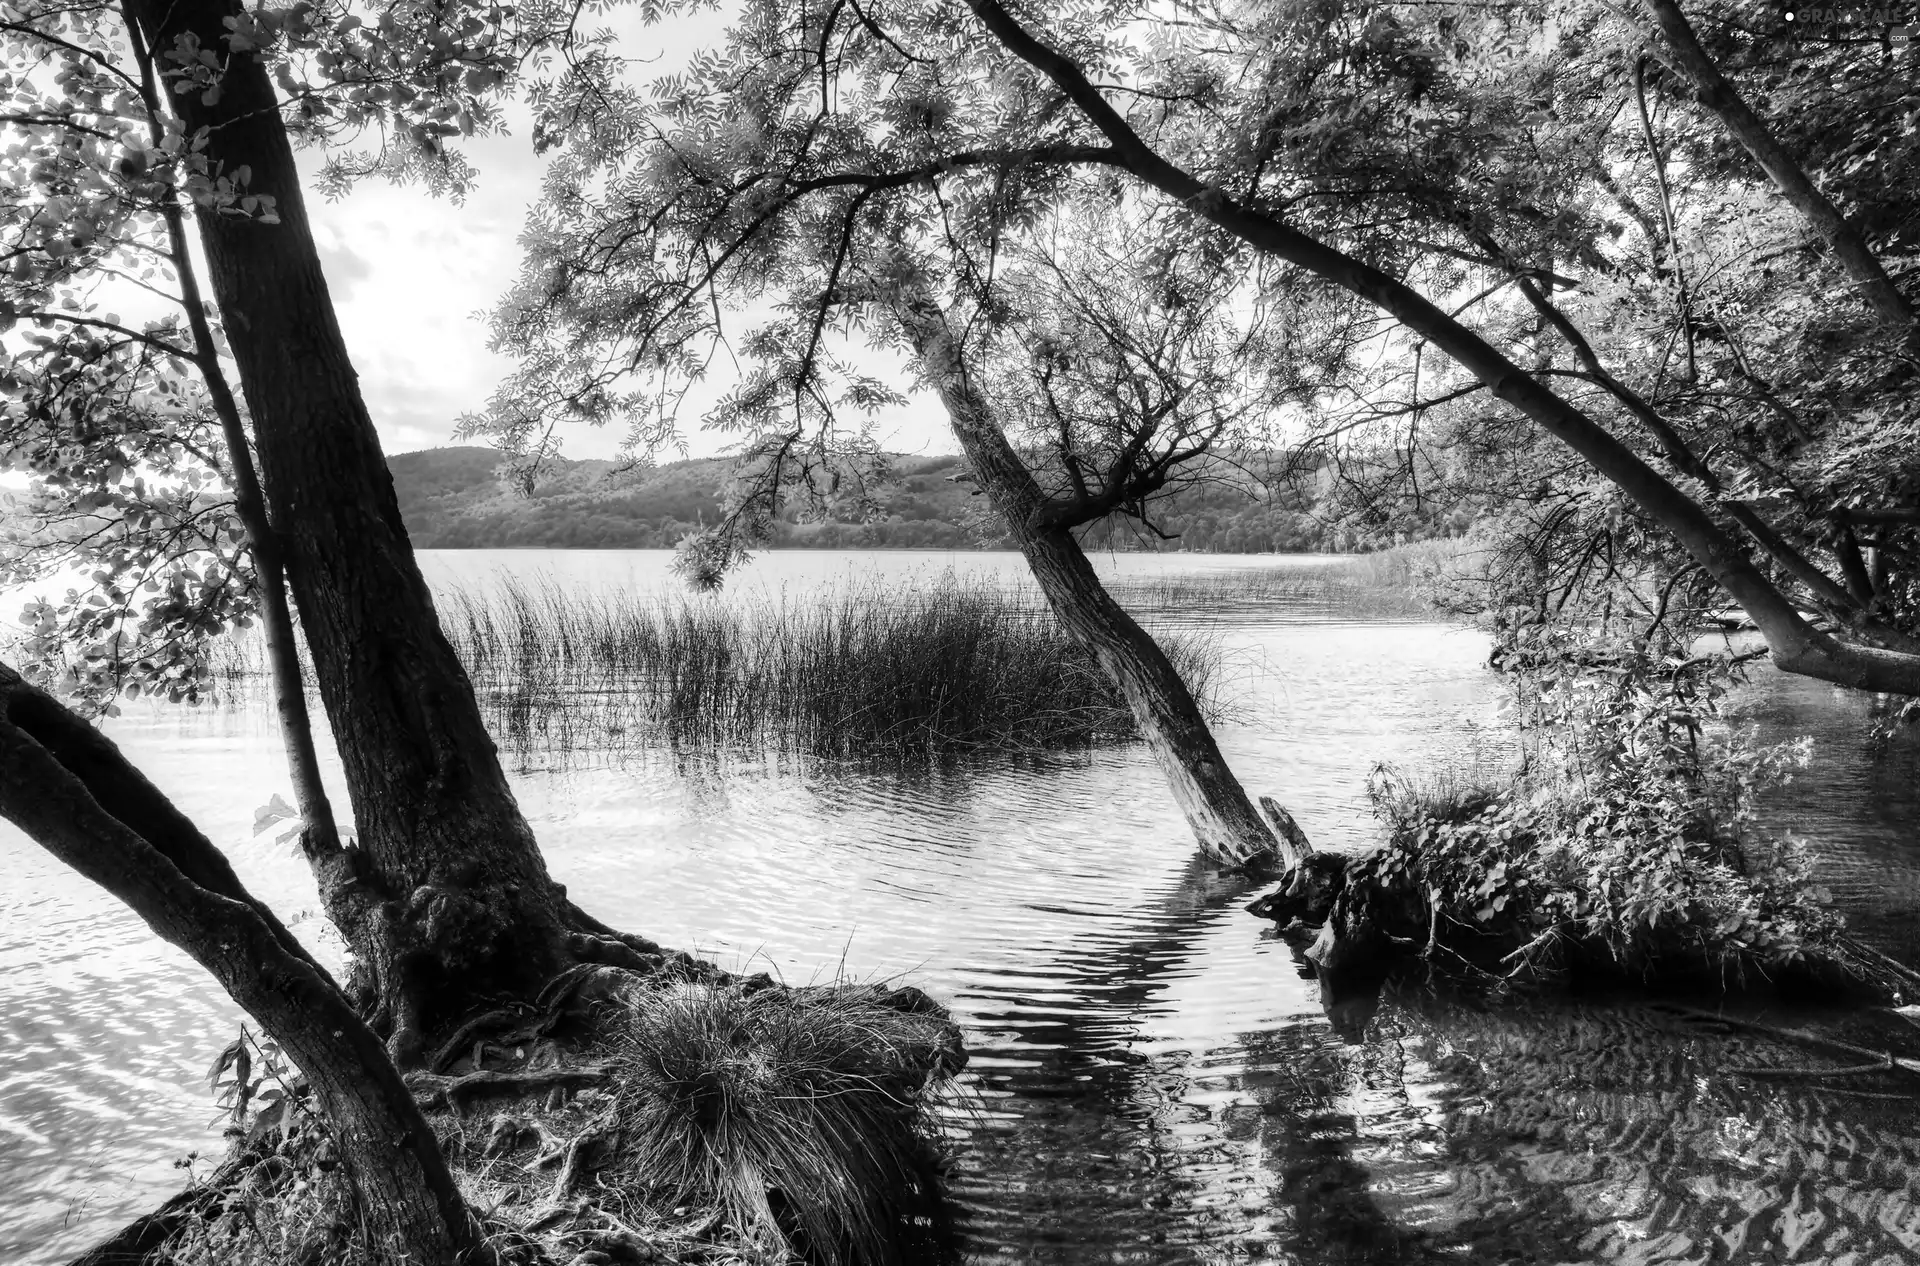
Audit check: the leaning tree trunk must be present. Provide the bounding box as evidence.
[890,284,1288,870]
[0,665,477,1264]
[122,0,575,1058]
[1642,0,1918,343]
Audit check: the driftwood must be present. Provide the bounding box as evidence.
[1241,807,1401,1040]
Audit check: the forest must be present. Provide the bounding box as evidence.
[3,0,1920,1262]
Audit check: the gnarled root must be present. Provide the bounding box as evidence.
[407,1065,613,1114]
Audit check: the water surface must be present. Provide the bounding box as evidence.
[6,549,1920,1264]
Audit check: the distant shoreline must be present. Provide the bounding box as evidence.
[391,447,1463,554]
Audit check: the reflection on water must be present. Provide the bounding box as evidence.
[5,550,1920,1264]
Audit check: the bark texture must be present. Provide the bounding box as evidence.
[0,664,477,1265]
[891,284,1286,869]
[122,0,574,1054]
[124,10,347,863]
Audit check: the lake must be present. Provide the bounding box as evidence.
[6,548,1920,1264]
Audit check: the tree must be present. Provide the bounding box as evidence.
[483,12,1382,872]
[1220,0,1920,664]
[1640,0,1915,344]
[0,663,482,1262]
[2,0,682,1067]
[494,0,1920,695]
[884,256,1295,866]
[0,0,626,1247]
[4,1,974,1257]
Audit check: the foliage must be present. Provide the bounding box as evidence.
[0,0,615,710]
[0,0,259,712]
[1355,622,1836,982]
[469,0,1920,693]
[3,418,254,713]
[158,1028,362,1265]
[610,981,958,1266]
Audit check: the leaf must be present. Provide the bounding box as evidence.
[206,1037,244,1089]
[252,793,297,836]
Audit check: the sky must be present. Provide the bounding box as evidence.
[298,11,953,464]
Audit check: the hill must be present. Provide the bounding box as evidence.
[387,447,1464,552]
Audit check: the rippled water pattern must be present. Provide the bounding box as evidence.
[6,549,1920,1264]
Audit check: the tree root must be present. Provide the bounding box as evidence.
[1727,1059,1908,1079]
[1836,934,1920,1001]
[522,1199,588,1234]
[428,962,646,1074]
[406,1064,613,1113]
[1662,1005,1920,1077]
[548,1120,616,1203]
[429,1007,524,1073]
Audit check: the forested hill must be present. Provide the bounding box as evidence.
[389,447,1467,552]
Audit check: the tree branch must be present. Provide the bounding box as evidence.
[962,0,1920,694]
[1641,0,1918,341]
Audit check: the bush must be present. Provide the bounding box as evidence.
[1353,622,1836,985]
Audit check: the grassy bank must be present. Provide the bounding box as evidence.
[439,576,1225,759]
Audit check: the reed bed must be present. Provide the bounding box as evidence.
[1109,538,1469,621]
[438,576,1224,759]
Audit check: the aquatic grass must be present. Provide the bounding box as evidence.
[440,575,1227,759]
[608,980,960,1266]
[1108,538,1472,622]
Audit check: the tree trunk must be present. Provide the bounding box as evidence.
[967,0,1920,698]
[1641,0,1918,342]
[121,0,575,1055]
[890,283,1286,870]
[122,9,348,867]
[0,665,477,1265]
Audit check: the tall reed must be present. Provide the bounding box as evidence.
[438,576,1224,759]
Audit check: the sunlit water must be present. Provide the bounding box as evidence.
[7,549,1920,1264]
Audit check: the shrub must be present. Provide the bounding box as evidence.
[1355,622,1836,984]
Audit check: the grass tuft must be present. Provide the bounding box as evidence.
[609,981,960,1266]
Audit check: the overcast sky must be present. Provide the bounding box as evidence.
[299,10,952,464]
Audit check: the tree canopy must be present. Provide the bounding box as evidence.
[475,0,1918,691]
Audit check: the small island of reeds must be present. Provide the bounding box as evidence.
[436,575,1229,760]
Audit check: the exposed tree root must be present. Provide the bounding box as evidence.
[406,1065,614,1113]
[76,931,968,1265]
[1727,1059,1908,1080]
[430,1007,524,1073]
[1661,1004,1920,1077]
[1835,935,1920,1002]
[548,1119,618,1203]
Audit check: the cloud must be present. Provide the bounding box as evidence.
[311,227,374,298]
[284,8,961,465]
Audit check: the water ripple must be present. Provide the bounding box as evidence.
[7,551,1920,1264]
